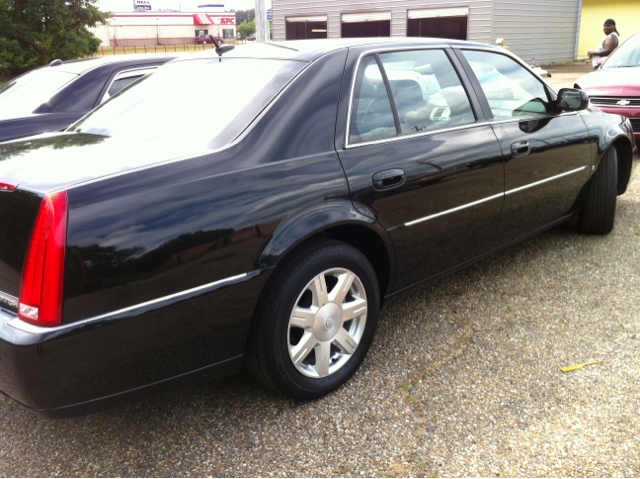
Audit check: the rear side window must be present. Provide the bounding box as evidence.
[102,68,159,103]
[379,49,475,136]
[462,50,553,119]
[71,58,305,151]
[349,55,397,144]
[107,76,141,97]
[0,69,77,120]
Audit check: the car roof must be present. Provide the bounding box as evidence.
[185,38,498,62]
[47,53,182,75]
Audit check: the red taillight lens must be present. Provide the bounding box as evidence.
[0,180,19,191]
[18,191,68,327]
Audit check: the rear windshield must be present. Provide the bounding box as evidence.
[70,58,306,150]
[0,69,77,120]
[605,34,640,68]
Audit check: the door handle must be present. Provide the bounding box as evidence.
[511,141,531,158]
[372,168,406,190]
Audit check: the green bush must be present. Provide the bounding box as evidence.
[0,0,109,76]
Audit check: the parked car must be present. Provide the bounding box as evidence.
[195,35,224,44]
[575,31,640,143]
[0,54,177,143]
[0,38,637,418]
[246,33,256,41]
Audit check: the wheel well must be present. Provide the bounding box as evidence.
[612,137,633,195]
[308,225,392,299]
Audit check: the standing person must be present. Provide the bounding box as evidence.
[588,19,620,69]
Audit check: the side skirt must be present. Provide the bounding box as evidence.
[384,213,576,304]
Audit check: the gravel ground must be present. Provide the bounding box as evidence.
[1,134,639,476]
[542,61,594,91]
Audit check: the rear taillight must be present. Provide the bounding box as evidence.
[18,191,68,327]
[0,180,19,191]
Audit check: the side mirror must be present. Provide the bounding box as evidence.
[557,88,589,111]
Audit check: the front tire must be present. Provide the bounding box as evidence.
[245,239,380,400]
[579,146,618,234]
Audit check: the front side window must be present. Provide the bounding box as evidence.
[349,55,397,144]
[70,58,304,151]
[379,49,475,136]
[462,50,553,119]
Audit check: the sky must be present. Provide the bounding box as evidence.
[96,0,272,12]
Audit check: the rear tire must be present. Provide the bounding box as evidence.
[245,239,380,400]
[579,146,618,234]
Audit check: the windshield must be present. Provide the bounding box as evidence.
[70,58,305,151]
[0,68,77,120]
[605,34,640,68]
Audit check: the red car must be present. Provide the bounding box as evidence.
[576,32,640,144]
[195,35,224,45]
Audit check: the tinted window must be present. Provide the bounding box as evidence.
[107,76,143,97]
[70,58,304,151]
[462,50,553,119]
[349,55,397,144]
[0,69,77,120]
[379,49,475,135]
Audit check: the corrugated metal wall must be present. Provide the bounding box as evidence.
[272,0,581,64]
[492,0,582,64]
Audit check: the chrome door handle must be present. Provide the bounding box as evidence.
[372,168,406,190]
[511,141,531,158]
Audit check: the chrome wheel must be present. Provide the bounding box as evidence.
[287,268,367,378]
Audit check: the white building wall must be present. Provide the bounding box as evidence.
[91,12,236,47]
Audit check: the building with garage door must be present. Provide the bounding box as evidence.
[272,0,583,64]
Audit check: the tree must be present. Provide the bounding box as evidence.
[237,19,256,40]
[234,9,255,27]
[0,0,109,77]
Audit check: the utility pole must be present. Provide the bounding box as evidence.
[255,0,268,42]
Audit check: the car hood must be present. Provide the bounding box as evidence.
[577,67,640,97]
[0,132,209,193]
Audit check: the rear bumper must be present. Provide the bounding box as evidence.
[0,269,270,417]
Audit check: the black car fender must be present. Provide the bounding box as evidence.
[256,199,397,296]
[580,110,638,195]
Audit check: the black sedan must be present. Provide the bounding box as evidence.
[0,39,637,418]
[0,54,177,142]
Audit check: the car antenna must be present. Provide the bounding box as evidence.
[209,35,234,57]
[49,59,63,66]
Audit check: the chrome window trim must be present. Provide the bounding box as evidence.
[345,121,490,149]
[7,272,249,334]
[402,166,587,228]
[0,291,18,308]
[488,111,578,125]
